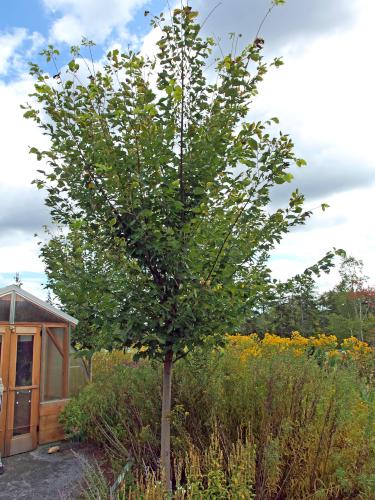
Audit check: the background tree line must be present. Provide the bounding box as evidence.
[245,255,375,342]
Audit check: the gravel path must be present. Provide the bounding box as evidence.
[1,442,90,499]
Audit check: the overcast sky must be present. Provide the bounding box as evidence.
[0,0,374,297]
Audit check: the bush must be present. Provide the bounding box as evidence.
[62,358,161,470]
[61,336,375,498]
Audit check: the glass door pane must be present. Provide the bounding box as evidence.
[13,389,32,436]
[15,336,34,387]
[13,335,34,437]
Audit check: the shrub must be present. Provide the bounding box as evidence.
[61,335,375,498]
[61,359,162,471]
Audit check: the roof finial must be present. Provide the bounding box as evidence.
[14,272,23,288]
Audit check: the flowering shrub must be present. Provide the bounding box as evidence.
[63,333,375,499]
[341,335,373,355]
[228,331,373,364]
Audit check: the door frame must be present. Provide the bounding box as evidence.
[3,325,41,456]
[0,325,10,456]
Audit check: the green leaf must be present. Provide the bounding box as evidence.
[273,57,284,67]
[296,158,307,167]
[29,147,42,160]
[283,173,294,183]
[173,86,183,101]
[140,209,153,218]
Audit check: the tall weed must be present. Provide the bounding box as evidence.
[61,342,375,498]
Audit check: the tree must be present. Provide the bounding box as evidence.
[25,6,322,490]
[348,287,375,341]
[244,254,342,336]
[337,255,368,294]
[264,274,320,336]
[40,226,131,379]
[318,255,375,341]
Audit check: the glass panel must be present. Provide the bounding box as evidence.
[13,389,31,435]
[43,332,64,401]
[69,352,88,397]
[15,295,63,323]
[49,327,65,351]
[15,336,34,387]
[0,294,11,322]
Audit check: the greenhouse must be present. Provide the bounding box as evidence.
[0,284,85,457]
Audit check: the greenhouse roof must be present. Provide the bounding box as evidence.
[0,284,78,325]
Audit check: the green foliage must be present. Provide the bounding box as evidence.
[61,359,161,467]
[248,274,320,336]
[337,255,368,293]
[26,8,315,361]
[78,457,110,500]
[40,227,131,352]
[80,429,256,500]
[241,251,375,344]
[61,345,375,498]
[245,251,345,337]
[319,256,375,341]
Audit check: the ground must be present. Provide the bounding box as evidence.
[2,442,91,499]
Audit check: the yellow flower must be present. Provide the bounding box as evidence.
[342,336,372,357]
[309,334,338,350]
[228,332,373,362]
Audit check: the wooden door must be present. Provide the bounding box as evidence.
[4,326,41,456]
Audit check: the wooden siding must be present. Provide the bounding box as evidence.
[38,399,69,444]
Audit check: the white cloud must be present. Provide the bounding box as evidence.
[0,28,27,75]
[0,76,50,277]
[140,23,161,58]
[255,40,374,170]
[0,235,45,274]
[246,0,375,286]
[27,31,46,55]
[43,0,149,44]
[51,15,84,46]
[195,0,357,50]
[0,78,50,186]
[251,0,375,183]
[20,278,47,299]
[270,184,375,289]
[0,29,46,77]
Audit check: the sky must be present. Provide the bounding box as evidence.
[0,0,374,298]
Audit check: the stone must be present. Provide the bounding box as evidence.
[47,445,60,454]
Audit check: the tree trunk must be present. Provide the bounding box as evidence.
[88,355,93,383]
[161,350,173,492]
[82,355,93,383]
[359,300,363,341]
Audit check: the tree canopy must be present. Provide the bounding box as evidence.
[26,7,317,360]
